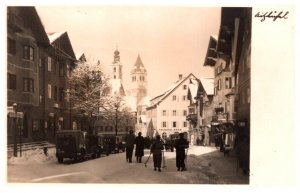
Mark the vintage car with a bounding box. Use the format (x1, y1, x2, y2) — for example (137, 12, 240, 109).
(55, 130, 102, 163)
(98, 134, 125, 155)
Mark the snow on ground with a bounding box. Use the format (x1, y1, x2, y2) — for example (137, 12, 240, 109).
(7, 145, 216, 166)
(6, 145, 249, 184)
(7, 148, 56, 165)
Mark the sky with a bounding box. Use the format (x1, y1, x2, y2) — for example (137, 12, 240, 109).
(35, 6, 221, 98)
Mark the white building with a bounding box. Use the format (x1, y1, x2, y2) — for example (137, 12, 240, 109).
(146, 74, 196, 139)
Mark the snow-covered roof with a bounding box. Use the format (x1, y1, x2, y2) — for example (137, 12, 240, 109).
(188, 78, 199, 103)
(76, 53, 84, 60)
(211, 35, 218, 41)
(200, 77, 214, 95)
(47, 31, 65, 43)
(149, 73, 196, 108)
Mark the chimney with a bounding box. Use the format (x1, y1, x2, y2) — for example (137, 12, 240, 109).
(179, 74, 183, 80)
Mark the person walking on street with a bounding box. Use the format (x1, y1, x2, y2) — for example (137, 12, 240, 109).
(134, 132, 145, 163)
(125, 130, 135, 163)
(150, 135, 164, 172)
(175, 133, 189, 171)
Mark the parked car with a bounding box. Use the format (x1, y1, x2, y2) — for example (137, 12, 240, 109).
(98, 135, 125, 155)
(55, 130, 102, 163)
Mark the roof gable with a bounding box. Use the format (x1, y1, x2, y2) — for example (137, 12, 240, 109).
(199, 77, 214, 96)
(47, 31, 76, 60)
(149, 73, 196, 107)
(14, 7, 50, 46)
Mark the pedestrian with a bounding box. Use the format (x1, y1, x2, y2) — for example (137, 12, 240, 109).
(174, 133, 189, 171)
(196, 137, 200, 146)
(134, 132, 145, 163)
(125, 130, 135, 163)
(203, 126, 210, 146)
(150, 135, 164, 172)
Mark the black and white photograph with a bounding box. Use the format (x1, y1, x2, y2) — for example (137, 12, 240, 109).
(2, 0, 299, 192)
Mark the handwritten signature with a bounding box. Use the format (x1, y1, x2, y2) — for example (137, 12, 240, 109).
(255, 11, 289, 22)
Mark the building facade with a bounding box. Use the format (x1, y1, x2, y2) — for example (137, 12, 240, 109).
(7, 7, 50, 144)
(43, 32, 76, 141)
(7, 7, 79, 145)
(146, 74, 195, 139)
(186, 77, 214, 145)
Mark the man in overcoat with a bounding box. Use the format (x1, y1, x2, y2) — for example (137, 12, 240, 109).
(125, 130, 135, 163)
(175, 133, 189, 171)
(134, 132, 144, 163)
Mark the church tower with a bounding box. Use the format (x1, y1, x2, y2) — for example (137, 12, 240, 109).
(130, 54, 148, 107)
(110, 49, 125, 96)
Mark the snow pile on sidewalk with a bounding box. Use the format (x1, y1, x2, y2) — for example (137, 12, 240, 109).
(7, 148, 56, 165)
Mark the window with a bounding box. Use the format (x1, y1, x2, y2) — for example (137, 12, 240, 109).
(8, 38, 16, 55)
(59, 87, 64, 101)
(67, 65, 70, 77)
(188, 107, 195, 114)
(53, 61, 57, 74)
(214, 87, 218, 95)
(140, 76, 144, 81)
(98, 126, 104, 132)
(54, 86, 58, 101)
(172, 122, 177, 128)
(183, 122, 187, 127)
(113, 67, 116, 72)
(183, 85, 187, 90)
(172, 110, 177, 116)
(217, 79, 222, 90)
(172, 95, 176, 101)
(183, 95, 186, 101)
(162, 122, 167, 127)
(114, 75, 116, 79)
(32, 120, 39, 132)
(247, 87, 251, 103)
(183, 110, 187, 116)
(48, 84, 52, 99)
(132, 76, 136, 81)
(23, 45, 34, 61)
(47, 57, 52, 71)
(59, 63, 64, 76)
(246, 46, 251, 69)
(23, 78, 34, 92)
(162, 110, 167, 116)
(225, 77, 232, 89)
(7, 73, 16, 90)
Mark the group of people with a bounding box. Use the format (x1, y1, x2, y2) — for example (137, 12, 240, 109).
(124, 130, 189, 172)
(124, 130, 144, 163)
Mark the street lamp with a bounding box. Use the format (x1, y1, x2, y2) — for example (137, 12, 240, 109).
(13, 103, 17, 157)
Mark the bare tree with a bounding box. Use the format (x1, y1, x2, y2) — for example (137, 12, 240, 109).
(105, 95, 135, 136)
(67, 60, 111, 134)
